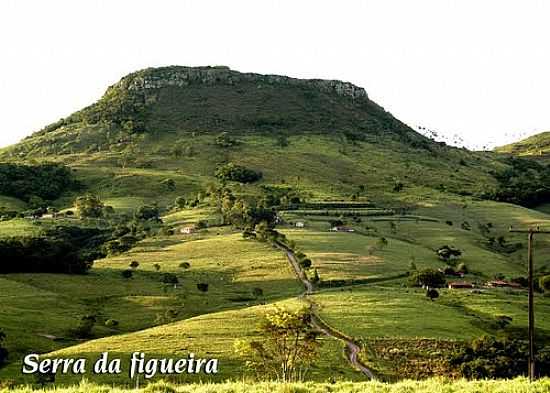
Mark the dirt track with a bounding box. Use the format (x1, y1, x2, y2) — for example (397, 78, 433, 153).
(281, 247, 375, 379)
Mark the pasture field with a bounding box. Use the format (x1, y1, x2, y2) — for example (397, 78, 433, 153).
(1, 299, 360, 385)
(0, 228, 302, 383)
(312, 286, 550, 341)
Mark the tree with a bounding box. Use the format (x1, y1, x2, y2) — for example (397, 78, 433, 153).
(129, 261, 139, 269)
(197, 283, 209, 292)
(175, 196, 186, 209)
(71, 315, 96, 338)
(215, 163, 262, 183)
(409, 269, 446, 288)
(74, 195, 104, 218)
(161, 178, 176, 191)
(0, 329, 8, 367)
(437, 245, 462, 262)
(179, 262, 191, 269)
(426, 288, 439, 301)
(311, 269, 320, 284)
(134, 205, 160, 221)
(234, 307, 321, 381)
(299, 258, 312, 269)
(121, 269, 133, 279)
(540, 275, 550, 293)
(376, 237, 388, 250)
(215, 132, 237, 147)
(451, 336, 550, 378)
(153, 263, 161, 271)
(252, 287, 264, 298)
(161, 273, 179, 285)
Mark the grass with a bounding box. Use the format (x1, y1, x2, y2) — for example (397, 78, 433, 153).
(1, 378, 549, 393)
(313, 286, 487, 340)
(280, 228, 437, 282)
(0, 229, 303, 383)
(2, 299, 360, 385)
(0, 195, 27, 211)
(0, 218, 40, 237)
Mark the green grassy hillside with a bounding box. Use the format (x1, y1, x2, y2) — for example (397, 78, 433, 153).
(495, 131, 550, 156)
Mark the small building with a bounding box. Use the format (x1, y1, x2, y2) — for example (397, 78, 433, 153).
(330, 226, 355, 233)
(295, 221, 305, 228)
(180, 226, 196, 234)
(448, 281, 474, 289)
(486, 280, 522, 289)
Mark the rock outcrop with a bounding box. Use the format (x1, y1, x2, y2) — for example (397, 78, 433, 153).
(120, 66, 368, 100)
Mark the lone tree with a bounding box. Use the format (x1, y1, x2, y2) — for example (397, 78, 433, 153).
(129, 261, 139, 269)
(409, 269, 446, 288)
(234, 307, 320, 382)
(437, 245, 462, 262)
(74, 195, 104, 218)
(426, 288, 439, 301)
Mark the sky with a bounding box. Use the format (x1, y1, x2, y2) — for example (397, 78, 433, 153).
(1, 0, 549, 150)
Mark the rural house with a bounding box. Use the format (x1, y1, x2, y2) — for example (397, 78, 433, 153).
(448, 281, 474, 289)
(180, 225, 196, 234)
(486, 280, 522, 289)
(330, 226, 355, 233)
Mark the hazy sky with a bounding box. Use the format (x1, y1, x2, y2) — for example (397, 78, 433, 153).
(1, 0, 549, 149)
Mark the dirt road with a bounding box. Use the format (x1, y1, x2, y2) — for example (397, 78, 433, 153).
(281, 246, 375, 379)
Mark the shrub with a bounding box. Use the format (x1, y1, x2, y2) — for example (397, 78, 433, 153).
(299, 258, 312, 269)
(426, 288, 439, 301)
(179, 262, 191, 269)
(104, 319, 119, 328)
(134, 205, 160, 221)
(161, 178, 176, 191)
(197, 283, 209, 292)
(252, 287, 264, 297)
(311, 269, 320, 284)
(161, 273, 179, 285)
(129, 260, 140, 269)
(215, 132, 237, 147)
(175, 196, 186, 208)
(215, 163, 262, 183)
(511, 276, 528, 287)
(540, 275, 550, 293)
(121, 269, 133, 279)
(153, 263, 161, 271)
(437, 245, 462, 261)
(71, 315, 96, 339)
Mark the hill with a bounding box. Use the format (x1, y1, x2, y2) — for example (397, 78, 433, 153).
(0, 65, 515, 212)
(495, 131, 550, 157)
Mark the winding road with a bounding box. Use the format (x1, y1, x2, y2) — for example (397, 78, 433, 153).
(281, 247, 375, 379)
